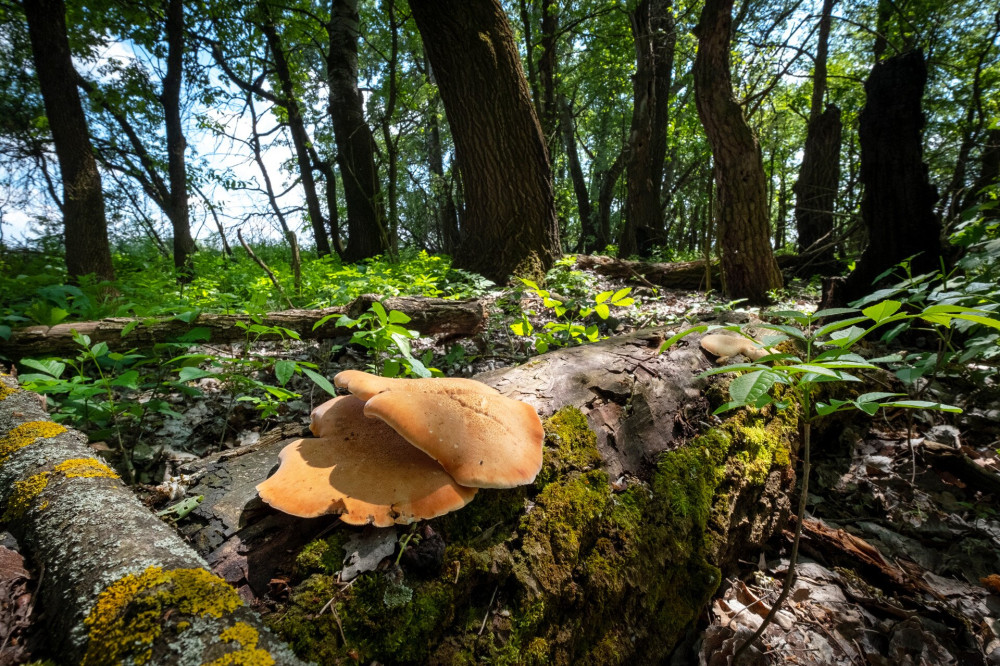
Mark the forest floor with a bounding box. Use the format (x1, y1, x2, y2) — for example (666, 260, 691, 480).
(2, 265, 1000, 665)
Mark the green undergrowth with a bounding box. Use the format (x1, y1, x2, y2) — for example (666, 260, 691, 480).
(267, 402, 798, 664)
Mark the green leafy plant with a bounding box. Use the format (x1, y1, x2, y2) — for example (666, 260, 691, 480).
(511, 279, 635, 354)
(316, 301, 438, 378)
(660, 298, 992, 659)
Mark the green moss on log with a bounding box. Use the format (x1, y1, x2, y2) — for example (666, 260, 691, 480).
(268, 404, 796, 664)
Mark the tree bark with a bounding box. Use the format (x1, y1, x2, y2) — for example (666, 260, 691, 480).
(840, 50, 944, 304)
(163, 0, 197, 278)
(410, 0, 560, 283)
(794, 0, 840, 263)
(328, 0, 390, 262)
(561, 97, 594, 253)
(23, 0, 115, 284)
(258, 2, 333, 258)
(620, 0, 674, 258)
(693, 0, 782, 303)
(0, 373, 305, 665)
(2, 295, 487, 360)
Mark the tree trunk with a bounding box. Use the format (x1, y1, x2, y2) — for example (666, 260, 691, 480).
(23, 0, 115, 284)
(410, 0, 560, 284)
(840, 50, 944, 303)
(594, 149, 626, 254)
(258, 2, 332, 257)
(2, 295, 487, 360)
(794, 105, 842, 259)
(620, 0, 674, 258)
(561, 97, 594, 253)
(693, 0, 782, 303)
(794, 0, 840, 263)
(425, 70, 460, 253)
(178, 328, 796, 663)
(0, 373, 305, 665)
(162, 0, 197, 279)
(961, 128, 1000, 219)
(328, 0, 390, 262)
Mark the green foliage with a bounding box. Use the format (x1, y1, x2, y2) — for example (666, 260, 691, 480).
(511, 278, 635, 354)
(316, 301, 438, 379)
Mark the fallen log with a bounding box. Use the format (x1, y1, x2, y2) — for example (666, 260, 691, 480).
(181, 327, 799, 663)
(1, 294, 487, 360)
(0, 372, 306, 665)
(574, 254, 844, 291)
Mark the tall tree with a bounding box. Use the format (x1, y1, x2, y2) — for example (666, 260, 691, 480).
(328, 0, 390, 262)
(841, 50, 944, 302)
(620, 0, 674, 258)
(162, 0, 196, 277)
(793, 0, 841, 263)
(22, 0, 115, 283)
(409, 0, 559, 283)
(693, 0, 782, 302)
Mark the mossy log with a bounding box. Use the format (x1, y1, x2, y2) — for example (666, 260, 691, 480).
(182, 327, 798, 664)
(1, 294, 487, 360)
(0, 373, 306, 665)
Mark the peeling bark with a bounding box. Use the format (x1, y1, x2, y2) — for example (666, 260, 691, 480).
(0, 373, 305, 665)
(2, 295, 487, 360)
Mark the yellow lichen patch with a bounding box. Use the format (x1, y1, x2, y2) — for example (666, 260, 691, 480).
(54, 458, 119, 479)
(2, 472, 50, 521)
(82, 566, 244, 666)
(0, 421, 67, 465)
(203, 622, 276, 666)
(0, 382, 16, 401)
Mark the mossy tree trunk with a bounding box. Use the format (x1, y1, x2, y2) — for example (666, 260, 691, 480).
(182, 328, 798, 664)
(0, 373, 305, 665)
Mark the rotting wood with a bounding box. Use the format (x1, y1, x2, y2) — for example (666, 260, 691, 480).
(574, 253, 842, 291)
(180, 326, 798, 664)
(0, 372, 306, 665)
(1, 294, 487, 360)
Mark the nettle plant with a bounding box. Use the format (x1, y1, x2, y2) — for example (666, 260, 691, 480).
(511, 279, 635, 353)
(316, 301, 437, 378)
(662, 298, 999, 656)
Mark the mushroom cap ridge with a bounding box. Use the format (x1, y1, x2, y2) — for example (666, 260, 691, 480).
(334, 369, 499, 403)
(362, 389, 544, 489)
(257, 396, 476, 526)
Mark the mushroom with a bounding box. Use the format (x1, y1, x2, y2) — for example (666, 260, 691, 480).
(334, 369, 500, 402)
(257, 395, 477, 526)
(700, 333, 767, 363)
(346, 373, 544, 489)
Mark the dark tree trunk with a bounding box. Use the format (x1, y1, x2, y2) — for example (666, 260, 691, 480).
(693, 0, 782, 303)
(410, 0, 559, 283)
(794, 105, 841, 259)
(258, 3, 332, 257)
(537, 0, 558, 154)
(328, 0, 390, 262)
(794, 0, 840, 262)
(561, 98, 594, 253)
(425, 72, 460, 253)
(620, 0, 673, 258)
(377, 0, 400, 253)
(840, 50, 944, 303)
(594, 150, 626, 253)
(163, 0, 196, 278)
(23, 0, 115, 283)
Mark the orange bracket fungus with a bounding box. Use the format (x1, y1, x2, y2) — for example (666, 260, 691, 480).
(259, 371, 544, 526)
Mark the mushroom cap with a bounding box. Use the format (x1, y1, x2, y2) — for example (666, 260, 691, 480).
(309, 397, 338, 438)
(700, 333, 767, 361)
(334, 369, 499, 402)
(363, 388, 544, 489)
(257, 396, 477, 526)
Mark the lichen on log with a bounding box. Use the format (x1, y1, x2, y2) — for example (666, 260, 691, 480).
(0, 372, 306, 665)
